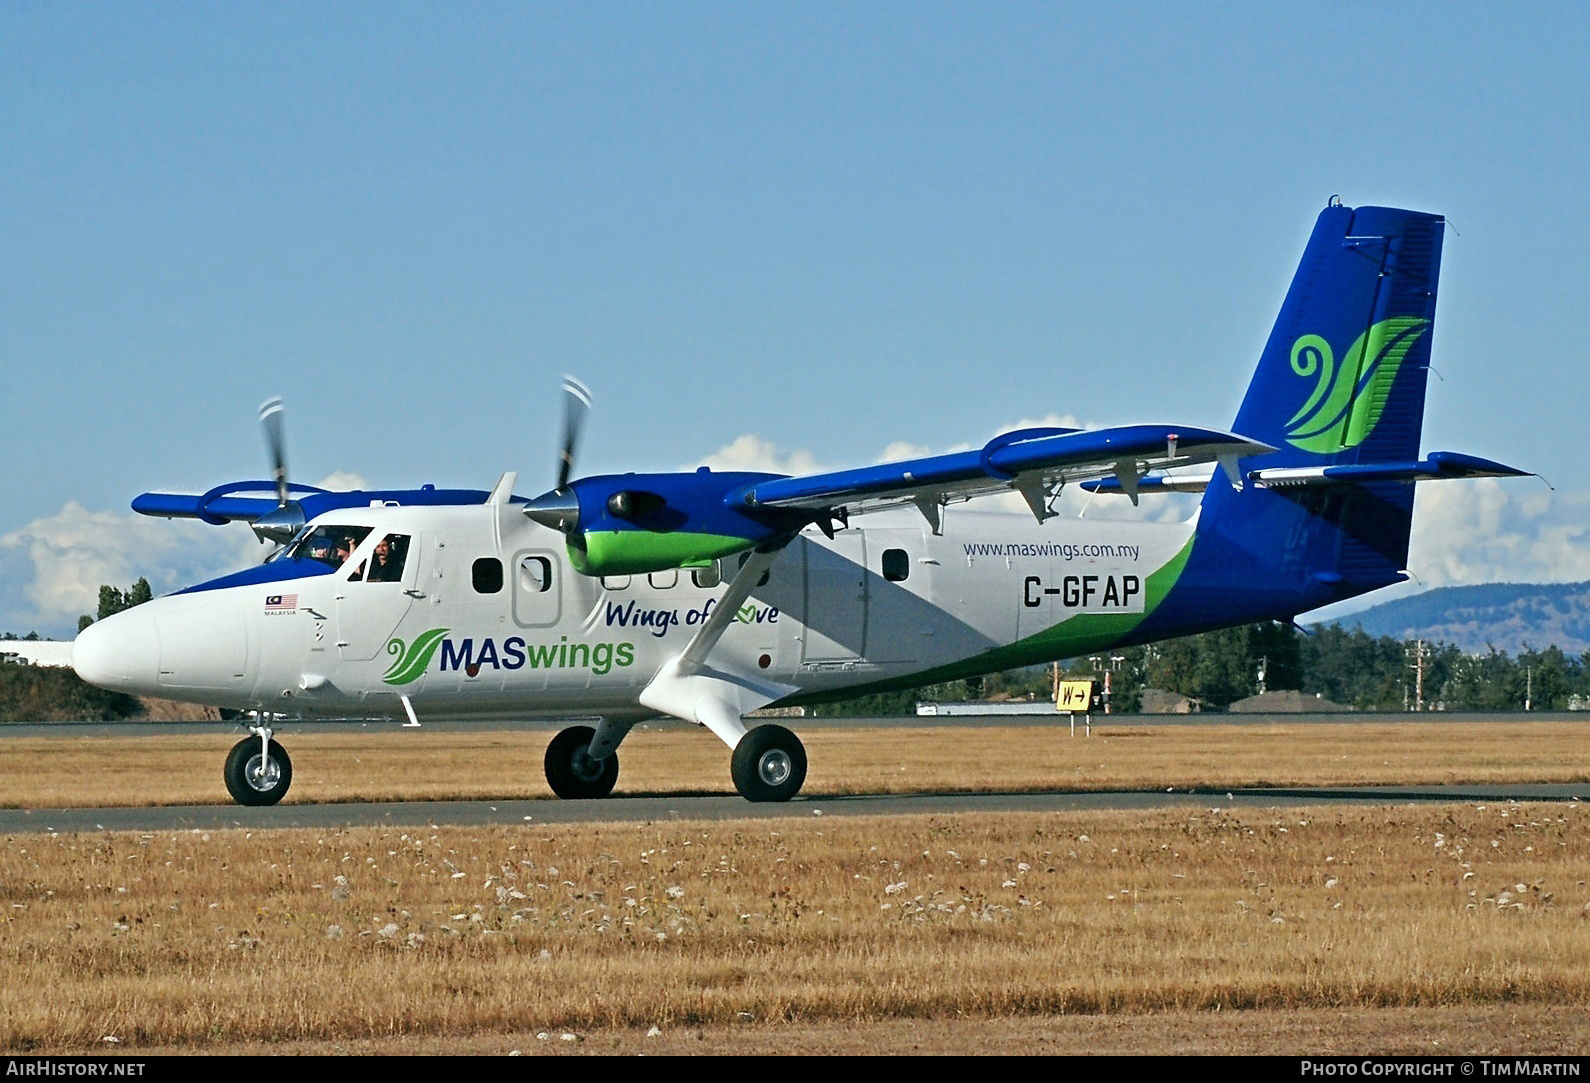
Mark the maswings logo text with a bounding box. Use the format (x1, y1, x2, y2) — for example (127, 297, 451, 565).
(382, 629, 634, 684)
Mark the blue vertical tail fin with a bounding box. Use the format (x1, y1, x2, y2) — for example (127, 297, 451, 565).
(1231, 201, 1444, 465)
(1189, 201, 1446, 617)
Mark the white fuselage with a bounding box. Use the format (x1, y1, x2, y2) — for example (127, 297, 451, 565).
(73, 502, 1194, 722)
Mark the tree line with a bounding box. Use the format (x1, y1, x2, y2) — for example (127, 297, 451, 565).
(1075, 623, 1589, 713)
(816, 622, 1590, 715)
(0, 578, 154, 721)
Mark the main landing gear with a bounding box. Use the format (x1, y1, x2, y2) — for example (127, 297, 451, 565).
(730, 724, 807, 803)
(224, 726, 293, 806)
(541, 720, 807, 803)
(543, 724, 620, 799)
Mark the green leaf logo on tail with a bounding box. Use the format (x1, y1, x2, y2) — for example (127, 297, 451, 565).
(382, 628, 449, 686)
(1284, 317, 1429, 453)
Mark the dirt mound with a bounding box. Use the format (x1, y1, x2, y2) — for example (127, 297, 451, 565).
(136, 697, 223, 721)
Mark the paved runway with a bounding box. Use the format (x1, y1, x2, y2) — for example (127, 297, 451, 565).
(1, 782, 1583, 835)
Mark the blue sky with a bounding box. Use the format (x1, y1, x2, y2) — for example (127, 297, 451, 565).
(3, 2, 1587, 637)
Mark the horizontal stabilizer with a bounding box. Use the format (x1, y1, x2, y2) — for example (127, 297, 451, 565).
(1249, 451, 1532, 488)
(1082, 451, 1531, 496)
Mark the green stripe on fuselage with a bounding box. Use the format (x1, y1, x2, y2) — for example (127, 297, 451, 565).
(782, 535, 1194, 705)
(571, 530, 756, 577)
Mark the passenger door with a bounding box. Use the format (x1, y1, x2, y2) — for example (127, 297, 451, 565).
(337, 532, 422, 661)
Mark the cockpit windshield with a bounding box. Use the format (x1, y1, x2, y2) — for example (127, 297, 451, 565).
(286, 525, 373, 569)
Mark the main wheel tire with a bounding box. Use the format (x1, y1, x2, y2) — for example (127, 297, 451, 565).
(224, 737, 293, 806)
(544, 725, 619, 799)
(731, 724, 807, 803)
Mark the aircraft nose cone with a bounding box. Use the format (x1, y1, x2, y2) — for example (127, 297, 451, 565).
(73, 607, 160, 692)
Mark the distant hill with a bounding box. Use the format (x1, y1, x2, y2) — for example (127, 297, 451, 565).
(1316, 581, 1590, 656)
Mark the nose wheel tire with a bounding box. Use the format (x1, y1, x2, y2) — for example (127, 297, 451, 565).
(224, 737, 293, 806)
(731, 724, 807, 803)
(544, 725, 619, 799)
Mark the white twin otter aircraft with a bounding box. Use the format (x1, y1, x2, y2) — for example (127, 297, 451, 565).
(73, 201, 1529, 806)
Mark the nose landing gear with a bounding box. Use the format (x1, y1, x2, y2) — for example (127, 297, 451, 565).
(224, 727, 293, 806)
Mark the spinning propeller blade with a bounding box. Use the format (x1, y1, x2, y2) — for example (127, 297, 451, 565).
(253, 397, 304, 544)
(557, 375, 592, 491)
(525, 376, 591, 533)
(260, 397, 290, 508)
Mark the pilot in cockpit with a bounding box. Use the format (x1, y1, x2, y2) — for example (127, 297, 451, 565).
(366, 536, 401, 582)
(307, 535, 335, 564)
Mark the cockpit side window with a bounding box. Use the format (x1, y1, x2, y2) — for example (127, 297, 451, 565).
(291, 526, 373, 569)
(364, 534, 410, 583)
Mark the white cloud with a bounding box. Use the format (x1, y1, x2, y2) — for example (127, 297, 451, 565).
(998, 413, 1090, 434)
(1306, 478, 1584, 625)
(312, 471, 372, 492)
(0, 503, 259, 638)
(692, 435, 830, 476)
(0, 468, 460, 637)
(876, 440, 938, 463)
(1408, 478, 1590, 587)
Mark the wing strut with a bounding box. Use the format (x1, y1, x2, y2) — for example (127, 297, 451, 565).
(638, 545, 799, 749)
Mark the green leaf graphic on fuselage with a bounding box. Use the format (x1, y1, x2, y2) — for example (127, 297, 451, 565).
(1284, 318, 1428, 454)
(382, 628, 450, 686)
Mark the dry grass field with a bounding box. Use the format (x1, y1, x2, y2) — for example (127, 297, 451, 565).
(1, 719, 1587, 1055)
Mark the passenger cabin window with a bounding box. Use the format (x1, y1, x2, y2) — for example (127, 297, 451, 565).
(691, 562, 722, 589)
(649, 569, 678, 589)
(882, 548, 910, 582)
(361, 534, 410, 583)
(602, 575, 631, 591)
(473, 557, 504, 594)
(291, 525, 373, 570)
(519, 555, 552, 593)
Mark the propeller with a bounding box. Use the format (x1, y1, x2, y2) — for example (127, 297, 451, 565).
(557, 375, 592, 490)
(524, 376, 592, 534)
(261, 396, 290, 507)
(251, 397, 307, 545)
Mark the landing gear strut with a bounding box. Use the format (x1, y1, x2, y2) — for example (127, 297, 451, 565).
(224, 727, 293, 806)
(731, 724, 807, 803)
(544, 724, 620, 799)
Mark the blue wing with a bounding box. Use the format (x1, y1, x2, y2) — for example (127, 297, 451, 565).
(739, 423, 1274, 525)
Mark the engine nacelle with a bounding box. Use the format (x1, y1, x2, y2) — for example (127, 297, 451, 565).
(523, 468, 808, 577)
